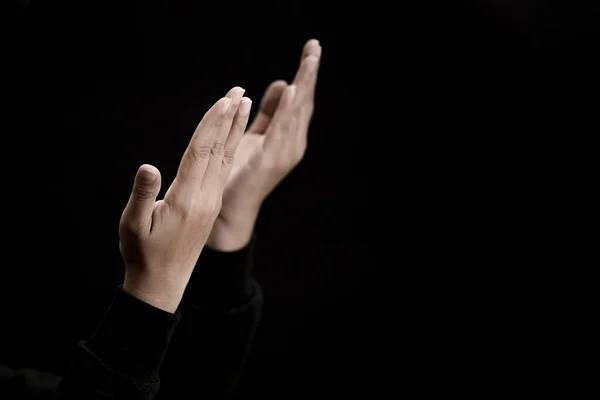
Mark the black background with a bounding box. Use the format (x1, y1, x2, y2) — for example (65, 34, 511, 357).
(2, 0, 598, 397)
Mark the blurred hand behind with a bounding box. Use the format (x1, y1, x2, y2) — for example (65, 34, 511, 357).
(207, 39, 322, 251)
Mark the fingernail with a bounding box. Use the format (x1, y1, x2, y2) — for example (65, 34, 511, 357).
(239, 99, 252, 116)
(221, 98, 231, 114)
(308, 39, 321, 58)
(288, 85, 296, 104)
(308, 39, 319, 48)
(140, 169, 156, 183)
(314, 46, 322, 58)
(233, 87, 245, 105)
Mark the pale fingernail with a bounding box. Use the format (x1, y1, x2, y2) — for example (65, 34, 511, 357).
(221, 98, 231, 114)
(306, 39, 321, 58)
(233, 87, 245, 105)
(239, 99, 252, 116)
(307, 39, 320, 49)
(313, 44, 322, 58)
(288, 85, 296, 104)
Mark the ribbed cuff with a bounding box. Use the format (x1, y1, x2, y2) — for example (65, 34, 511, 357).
(84, 285, 181, 381)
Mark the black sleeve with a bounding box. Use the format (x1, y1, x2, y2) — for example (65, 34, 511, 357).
(156, 231, 263, 400)
(55, 285, 181, 400)
(0, 364, 61, 399)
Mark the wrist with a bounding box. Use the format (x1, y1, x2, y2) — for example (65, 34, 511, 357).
(123, 272, 186, 313)
(206, 222, 254, 252)
(206, 208, 259, 252)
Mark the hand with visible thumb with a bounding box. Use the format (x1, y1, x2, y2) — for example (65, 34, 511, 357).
(119, 87, 252, 313)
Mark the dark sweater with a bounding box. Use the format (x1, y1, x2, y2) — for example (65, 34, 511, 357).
(0, 234, 262, 399)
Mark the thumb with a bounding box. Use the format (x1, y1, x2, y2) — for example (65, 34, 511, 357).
(121, 164, 161, 233)
(260, 80, 288, 116)
(247, 80, 287, 134)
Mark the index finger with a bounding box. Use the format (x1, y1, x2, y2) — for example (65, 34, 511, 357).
(292, 40, 321, 102)
(168, 97, 230, 206)
(300, 39, 322, 62)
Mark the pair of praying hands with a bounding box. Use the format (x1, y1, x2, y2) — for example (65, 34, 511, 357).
(118, 39, 322, 312)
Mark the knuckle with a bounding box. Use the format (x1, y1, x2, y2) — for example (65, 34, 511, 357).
(210, 141, 225, 158)
(187, 146, 211, 163)
(222, 150, 235, 165)
(169, 195, 196, 220)
(171, 194, 221, 221)
(173, 202, 192, 220)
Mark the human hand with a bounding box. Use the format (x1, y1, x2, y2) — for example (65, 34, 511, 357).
(119, 87, 252, 312)
(206, 39, 322, 251)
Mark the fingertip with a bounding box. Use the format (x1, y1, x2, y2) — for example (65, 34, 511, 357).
(270, 79, 288, 88)
(226, 86, 245, 98)
(228, 87, 245, 106)
(139, 164, 159, 173)
(239, 97, 252, 116)
(306, 38, 320, 48)
(138, 164, 160, 182)
(264, 80, 288, 100)
(305, 39, 322, 58)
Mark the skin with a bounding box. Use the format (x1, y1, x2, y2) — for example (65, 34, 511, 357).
(206, 39, 322, 251)
(118, 38, 322, 312)
(119, 87, 252, 313)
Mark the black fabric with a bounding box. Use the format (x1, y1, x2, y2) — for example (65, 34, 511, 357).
(1, 234, 261, 400)
(185, 230, 257, 311)
(0, 365, 61, 400)
(53, 285, 182, 399)
(86, 285, 182, 380)
(156, 233, 262, 399)
(158, 279, 262, 400)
